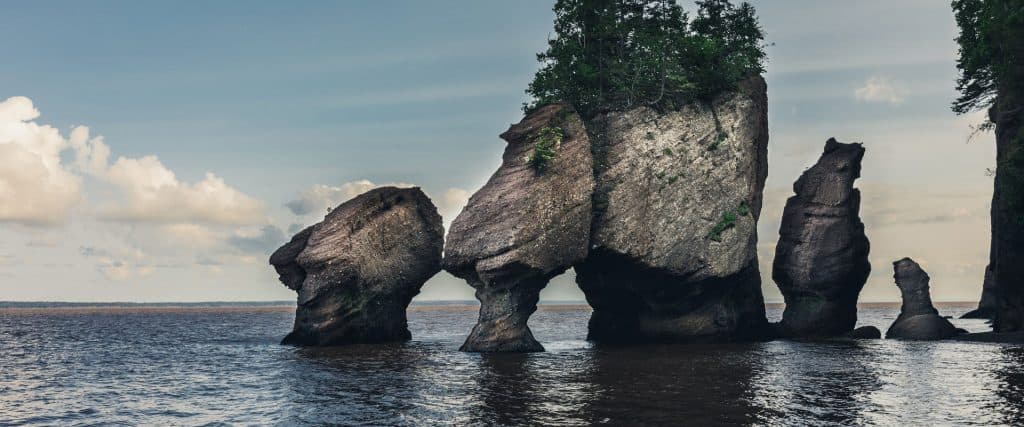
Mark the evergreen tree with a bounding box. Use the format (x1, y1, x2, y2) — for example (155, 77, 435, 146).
(952, 0, 1024, 115)
(526, 0, 766, 117)
(952, 0, 1024, 331)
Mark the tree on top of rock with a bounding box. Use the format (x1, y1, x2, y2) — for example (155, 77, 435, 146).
(952, 0, 1024, 116)
(525, 0, 767, 117)
(952, 0, 1024, 332)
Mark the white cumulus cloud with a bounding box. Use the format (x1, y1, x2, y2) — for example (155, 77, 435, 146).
(0, 96, 83, 225)
(98, 155, 265, 225)
(855, 77, 907, 104)
(0, 96, 265, 227)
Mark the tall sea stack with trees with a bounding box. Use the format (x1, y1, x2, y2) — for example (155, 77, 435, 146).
(953, 0, 1024, 331)
(444, 0, 772, 351)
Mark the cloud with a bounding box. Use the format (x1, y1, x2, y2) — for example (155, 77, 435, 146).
(854, 77, 907, 104)
(0, 96, 265, 227)
(98, 155, 265, 225)
(79, 245, 152, 281)
(0, 96, 83, 225)
(0, 96, 275, 284)
(79, 246, 113, 258)
(285, 180, 414, 215)
(228, 225, 287, 254)
(858, 185, 989, 227)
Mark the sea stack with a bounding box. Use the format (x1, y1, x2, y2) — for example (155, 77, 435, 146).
(961, 265, 997, 319)
(270, 187, 444, 346)
(576, 76, 771, 344)
(986, 96, 1024, 332)
(443, 103, 594, 352)
(772, 138, 871, 338)
(886, 258, 960, 340)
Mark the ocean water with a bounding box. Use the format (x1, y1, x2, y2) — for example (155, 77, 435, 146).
(0, 302, 1020, 426)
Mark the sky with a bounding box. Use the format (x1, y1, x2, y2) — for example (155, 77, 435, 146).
(0, 1, 994, 303)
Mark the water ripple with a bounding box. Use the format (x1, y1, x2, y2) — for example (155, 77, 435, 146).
(0, 304, 1021, 425)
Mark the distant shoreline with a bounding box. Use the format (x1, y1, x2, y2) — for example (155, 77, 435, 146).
(0, 300, 977, 309)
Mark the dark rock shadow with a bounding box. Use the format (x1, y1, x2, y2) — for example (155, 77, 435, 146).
(575, 343, 765, 425)
(469, 353, 540, 425)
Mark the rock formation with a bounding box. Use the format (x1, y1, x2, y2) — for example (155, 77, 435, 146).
(987, 96, 1024, 331)
(443, 103, 594, 352)
(772, 138, 871, 338)
(576, 76, 770, 344)
(886, 258, 960, 340)
(271, 187, 444, 346)
(847, 326, 881, 339)
(961, 265, 997, 319)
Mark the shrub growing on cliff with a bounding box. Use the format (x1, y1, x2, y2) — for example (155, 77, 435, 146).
(525, 0, 766, 118)
(708, 211, 737, 242)
(529, 126, 565, 172)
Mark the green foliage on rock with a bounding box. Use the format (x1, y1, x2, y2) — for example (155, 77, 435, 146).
(708, 201, 751, 242)
(525, 0, 767, 118)
(953, 0, 1024, 220)
(737, 200, 750, 216)
(708, 211, 738, 242)
(952, 0, 1024, 115)
(529, 126, 565, 172)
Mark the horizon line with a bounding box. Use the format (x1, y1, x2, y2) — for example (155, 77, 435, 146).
(0, 299, 979, 307)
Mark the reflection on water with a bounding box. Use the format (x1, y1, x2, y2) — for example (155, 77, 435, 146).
(1, 304, 1022, 425)
(752, 340, 884, 424)
(995, 346, 1024, 425)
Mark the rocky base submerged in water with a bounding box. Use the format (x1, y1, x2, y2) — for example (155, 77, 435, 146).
(886, 258, 961, 341)
(772, 138, 871, 338)
(442, 103, 594, 352)
(445, 77, 772, 351)
(270, 187, 444, 346)
(578, 76, 770, 344)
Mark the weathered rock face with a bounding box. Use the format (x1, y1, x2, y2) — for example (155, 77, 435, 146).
(988, 97, 1024, 332)
(772, 138, 871, 338)
(847, 326, 882, 339)
(886, 258, 960, 340)
(270, 187, 444, 346)
(443, 103, 594, 352)
(576, 76, 770, 343)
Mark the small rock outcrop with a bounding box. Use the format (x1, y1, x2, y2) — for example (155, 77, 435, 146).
(443, 104, 593, 352)
(846, 326, 882, 339)
(772, 138, 871, 338)
(886, 258, 960, 340)
(271, 187, 444, 346)
(576, 76, 770, 343)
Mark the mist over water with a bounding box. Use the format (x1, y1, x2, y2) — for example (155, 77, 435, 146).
(1, 303, 1021, 425)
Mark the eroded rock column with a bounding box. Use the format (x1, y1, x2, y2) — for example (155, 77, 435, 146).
(270, 187, 444, 346)
(772, 138, 871, 338)
(886, 258, 960, 340)
(443, 104, 594, 352)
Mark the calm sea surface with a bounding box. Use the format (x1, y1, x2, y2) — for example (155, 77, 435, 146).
(0, 302, 1020, 426)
